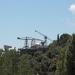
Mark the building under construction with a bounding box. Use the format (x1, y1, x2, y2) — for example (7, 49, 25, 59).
(17, 30, 52, 55)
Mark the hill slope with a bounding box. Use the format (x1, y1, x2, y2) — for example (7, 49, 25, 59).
(0, 33, 75, 75)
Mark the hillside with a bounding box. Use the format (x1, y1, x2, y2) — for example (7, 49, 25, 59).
(0, 33, 75, 75)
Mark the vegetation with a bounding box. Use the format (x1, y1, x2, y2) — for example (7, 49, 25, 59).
(0, 33, 75, 75)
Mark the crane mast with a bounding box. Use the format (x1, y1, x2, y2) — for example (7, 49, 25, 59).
(17, 36, 30, 49)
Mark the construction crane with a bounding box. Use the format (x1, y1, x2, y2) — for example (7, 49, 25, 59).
(17, 36, 43, 49)
(35, 30, 52, 46)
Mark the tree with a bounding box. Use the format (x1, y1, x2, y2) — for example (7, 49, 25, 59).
(1, 49, 19, 75)
(17, 54, 34, 75)
(67, 34, 75, 75)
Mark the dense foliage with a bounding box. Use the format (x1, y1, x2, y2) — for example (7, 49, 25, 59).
(0, 33, 75, 75)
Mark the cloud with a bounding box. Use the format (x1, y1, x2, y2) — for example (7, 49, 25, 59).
(69, 4, 75, 14)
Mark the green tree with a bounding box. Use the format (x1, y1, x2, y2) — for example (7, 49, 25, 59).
(67, 34, 75, 75)
(17, 54, 34, 75)
(1, 49, 18, 75)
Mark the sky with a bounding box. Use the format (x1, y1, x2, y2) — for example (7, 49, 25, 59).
(0, 0, 75, 48)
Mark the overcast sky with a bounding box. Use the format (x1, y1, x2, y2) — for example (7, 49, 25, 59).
(0, 0, 75, 48)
